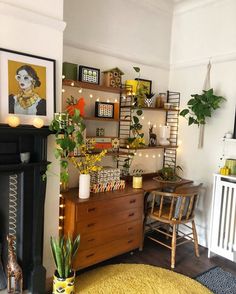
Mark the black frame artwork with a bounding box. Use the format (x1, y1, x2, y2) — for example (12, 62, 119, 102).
(0, 48, 56, 126)
(135, 78, 152, 95)
(78, 65, 100, 85)
(95, 101, 114, 118)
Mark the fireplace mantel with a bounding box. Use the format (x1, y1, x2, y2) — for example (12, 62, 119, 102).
(0, 124, 52, 293)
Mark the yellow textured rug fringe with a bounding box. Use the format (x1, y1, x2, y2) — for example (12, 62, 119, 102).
(75, 264, 212, 293)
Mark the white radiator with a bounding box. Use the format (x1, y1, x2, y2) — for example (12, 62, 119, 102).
(208, 174, 236, 262)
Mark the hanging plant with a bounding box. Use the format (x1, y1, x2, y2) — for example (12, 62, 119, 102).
(180, 88, 226, 126)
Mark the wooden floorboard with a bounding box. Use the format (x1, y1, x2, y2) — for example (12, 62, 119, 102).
(79, 237, 236, 278)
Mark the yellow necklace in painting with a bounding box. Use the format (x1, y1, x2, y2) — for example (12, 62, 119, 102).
(16, 88, 40, 109)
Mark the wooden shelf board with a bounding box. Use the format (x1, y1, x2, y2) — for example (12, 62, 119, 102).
(86, 136, 118, 139)
(63, 79, 122, 94)
(71, 151, 128, 157)
(84, 116, 119, 122)
(120, 106, 179, 112)
(120, 145, 178, 150)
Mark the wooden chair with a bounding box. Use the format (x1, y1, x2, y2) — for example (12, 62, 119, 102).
(146, 184, 202, 269)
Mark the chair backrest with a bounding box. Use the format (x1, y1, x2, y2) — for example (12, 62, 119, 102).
(150, 184, 203, 223)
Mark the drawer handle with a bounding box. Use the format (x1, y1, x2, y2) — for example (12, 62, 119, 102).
(128, 240, 133, 244)
(128, 213, 135, 217)
(86, 253, 95, 258)
(87, 223, 95, 227)
(87, 238, 95, 242)
(130, 199, 136, 204)
(88, 207, 96, 212)
(128, 227, 133, 231)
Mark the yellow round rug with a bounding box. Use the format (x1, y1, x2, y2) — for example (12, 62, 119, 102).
(75, 264, 211, 294)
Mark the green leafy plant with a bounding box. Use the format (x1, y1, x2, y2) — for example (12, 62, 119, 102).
(180, 88, 226, 126)
(123, 108, 145, 174)
(50, 234, 80, 278)
(133, 67, 148, 107)
(156, 164, 183, 182)
(49, 109, 86, 184)
(132, 169, 144, 177)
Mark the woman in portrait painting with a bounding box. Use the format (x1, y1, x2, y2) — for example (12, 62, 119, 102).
(9, 65, 46, 115)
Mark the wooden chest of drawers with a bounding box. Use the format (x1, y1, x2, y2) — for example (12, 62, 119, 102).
(63, 187, 144, 270)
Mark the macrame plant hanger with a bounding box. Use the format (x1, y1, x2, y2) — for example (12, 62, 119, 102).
(198, 60, 212, 149)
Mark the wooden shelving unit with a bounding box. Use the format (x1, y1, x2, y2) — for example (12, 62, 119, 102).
(120, 145, 178, 150)
(120, 106, 180, 112)
(63, 79, 125, 94)
(71, 151, 128, 157)
(84, 116, 119, 122)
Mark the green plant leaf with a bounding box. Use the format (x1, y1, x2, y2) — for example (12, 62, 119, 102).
(133, 67, 140, 73)
(179, 109, 189, 117)
(133, 116, 139, 124)
(188, 117, 195, 125)
(136, 109, 143, 116)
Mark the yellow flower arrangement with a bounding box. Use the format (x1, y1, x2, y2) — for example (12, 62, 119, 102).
(128, 137, 145, 149)
(69, 144, 107, 174)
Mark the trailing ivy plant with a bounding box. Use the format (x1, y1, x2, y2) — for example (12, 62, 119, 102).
(123, 108, 145, 174)
(180, 88, 226, 126)
(49, 109, 86, 184)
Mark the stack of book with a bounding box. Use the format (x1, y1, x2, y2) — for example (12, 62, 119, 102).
(90, 167, 125, 193)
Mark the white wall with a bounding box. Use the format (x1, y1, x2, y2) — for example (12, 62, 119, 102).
(0, 0, 65, 277)
(170, 0, 236, 246)
(64, 0, 173, 69)
(63, 0, 174, 185)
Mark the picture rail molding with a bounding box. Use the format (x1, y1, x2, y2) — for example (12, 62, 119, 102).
(0, 2, 66, 32)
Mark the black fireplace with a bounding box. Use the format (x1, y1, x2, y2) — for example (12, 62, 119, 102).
(0, 124, 51, 293)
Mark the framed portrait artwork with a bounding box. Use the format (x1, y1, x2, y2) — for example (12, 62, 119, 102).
(135, 78, 152, 95)
(0, 48, 56, 126)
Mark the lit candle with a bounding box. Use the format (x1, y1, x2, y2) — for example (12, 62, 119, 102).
(7, 115, 20, 127)
(33, 118, 44, 128)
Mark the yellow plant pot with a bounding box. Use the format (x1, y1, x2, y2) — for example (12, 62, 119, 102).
(53, 271, 75, 294)
(133, 176, 143, 189)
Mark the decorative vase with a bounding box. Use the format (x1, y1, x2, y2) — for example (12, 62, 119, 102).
(79, 174, 90, 199)
(132, 176, 143, 189)
(53, 271, 75, 294)
(159, 125, 171, 146)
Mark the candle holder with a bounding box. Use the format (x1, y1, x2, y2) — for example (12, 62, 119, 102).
(159, 125, 171, 146)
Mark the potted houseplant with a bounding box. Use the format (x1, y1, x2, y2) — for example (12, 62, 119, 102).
(70, 144, 107, 199)
(49, 109, 86, 191)
(50, 234, 80, 294)
(180, 88, 226, 126)
(155, 164, 183, 183)
(132, 169, 144, 189)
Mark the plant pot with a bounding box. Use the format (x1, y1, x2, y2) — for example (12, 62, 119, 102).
(132, 176, 143, 189)
(79, 174, 90, 199)
(53, 271, 75, 294)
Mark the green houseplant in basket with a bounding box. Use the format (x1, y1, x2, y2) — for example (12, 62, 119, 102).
(51, 234, 80, 293)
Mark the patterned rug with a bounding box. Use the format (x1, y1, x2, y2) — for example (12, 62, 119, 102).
(196, 266, 236, 294)
(76, 263, 211, 293)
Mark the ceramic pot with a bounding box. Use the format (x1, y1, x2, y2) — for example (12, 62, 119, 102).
(53, 271, 75, 294)
(132, 176, 143, 189)
(79, 174, 90, 199)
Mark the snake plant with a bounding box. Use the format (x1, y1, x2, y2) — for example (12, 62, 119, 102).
(50, 235, 80, 278)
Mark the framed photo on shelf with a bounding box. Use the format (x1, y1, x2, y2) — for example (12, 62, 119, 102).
(0, 48, 56, 126)
(78, 65, 100, 85)
(95, 102, 114, 118)
(135, 78, 152, 95)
